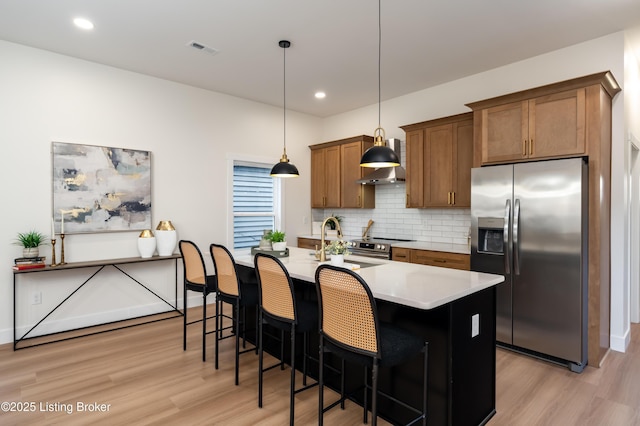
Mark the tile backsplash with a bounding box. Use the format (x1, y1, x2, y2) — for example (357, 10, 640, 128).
(312, 183, 471, 245)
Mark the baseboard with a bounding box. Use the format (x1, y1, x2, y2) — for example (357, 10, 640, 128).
(610, 328, 631, 353)
(1, 293, 212, 346)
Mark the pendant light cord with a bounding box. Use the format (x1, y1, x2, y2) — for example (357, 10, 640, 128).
(283, 42, 287, 155)
(378, 0, 382, 129)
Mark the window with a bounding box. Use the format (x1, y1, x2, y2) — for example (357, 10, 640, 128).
(232, 162, 281, 249)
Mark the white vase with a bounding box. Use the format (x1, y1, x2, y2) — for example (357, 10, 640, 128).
(137, 230, 156, 258)
(272, 242, 287, 251)
(155, 220, 177, 256)
(330, 254, 344, 266)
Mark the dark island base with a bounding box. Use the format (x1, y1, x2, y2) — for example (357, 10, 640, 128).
(236, 265, 496, 426)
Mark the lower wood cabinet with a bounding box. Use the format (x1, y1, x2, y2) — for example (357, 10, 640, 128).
(392, 247, 470, 271)
(298, 237, 330, 250)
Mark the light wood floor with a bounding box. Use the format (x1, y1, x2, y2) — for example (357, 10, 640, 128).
(1, 307, 639, 425)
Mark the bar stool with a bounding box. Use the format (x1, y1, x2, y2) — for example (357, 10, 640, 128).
(254, 252, 318, 426)
(178, 240, 218, 362)
(315, 264, 428, 426)
(210, 243, 259, 385)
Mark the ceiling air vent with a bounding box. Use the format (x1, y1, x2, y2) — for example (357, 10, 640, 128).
(186, 40, 219, 56)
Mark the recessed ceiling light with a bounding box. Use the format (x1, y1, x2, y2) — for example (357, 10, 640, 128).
(73, 17, 94, 30)
(315, 92, 326, 99)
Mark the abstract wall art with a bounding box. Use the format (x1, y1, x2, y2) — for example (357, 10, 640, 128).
(52, 142, 152, 234)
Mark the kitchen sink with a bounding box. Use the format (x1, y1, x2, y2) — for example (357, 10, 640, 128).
(343, 261, 381, 269)
(308, 252, 383, 268)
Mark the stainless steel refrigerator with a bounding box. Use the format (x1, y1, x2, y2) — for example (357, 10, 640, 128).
(470, 158, 588, 372)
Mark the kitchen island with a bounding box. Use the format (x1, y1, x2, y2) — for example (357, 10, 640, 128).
(233, 247, 504, 426)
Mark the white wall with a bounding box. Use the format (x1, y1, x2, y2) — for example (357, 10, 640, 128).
(1, 31, 633, 352)
(624, 35, 640, 330)
(0, 40, 321, 343)
(320, 32, 629, 352)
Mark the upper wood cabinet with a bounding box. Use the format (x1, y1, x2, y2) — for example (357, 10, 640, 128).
(401, 113, 473, 208)
(311, 145, 341, 208)
(310, 135, 375, 209)
(474, 88, 586, 164)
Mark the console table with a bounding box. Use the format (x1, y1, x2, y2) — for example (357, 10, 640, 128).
(13, 254, 182, 350)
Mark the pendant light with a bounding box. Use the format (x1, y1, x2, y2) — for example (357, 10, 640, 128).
(360, 0, 400, 168)
(270, 40, 300, 178)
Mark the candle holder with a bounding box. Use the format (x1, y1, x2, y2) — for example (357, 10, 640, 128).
(59, 233, 67, 265)
(50, 238, 58, 267)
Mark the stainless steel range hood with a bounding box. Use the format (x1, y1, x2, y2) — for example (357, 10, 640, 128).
(356, 138, 406, 185)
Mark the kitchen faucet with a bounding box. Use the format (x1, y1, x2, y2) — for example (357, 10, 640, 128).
(319, 216, 343, 262)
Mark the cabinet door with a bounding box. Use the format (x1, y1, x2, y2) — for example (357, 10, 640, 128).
(410, 249, 470, 270)
(405, 130, 424, 207)
(310, 149, 326, 208)
(392, 247, 410, 262)
(480, 101, 528, 164)
(311, 146, 341, 208)
(341, 141, 375, 208)
(425, 124, 454, 207)
(529, 88, 586, 159)
(297, 237, 322, 250)
(324, 146, 341, 208)
(452, 119, 473, 207)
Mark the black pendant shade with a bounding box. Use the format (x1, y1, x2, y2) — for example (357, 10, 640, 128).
(360, 143, 400, 168)
(270, 153, 299, 177)
(360, 126, 400, 167)
(271, 40, 299, 178)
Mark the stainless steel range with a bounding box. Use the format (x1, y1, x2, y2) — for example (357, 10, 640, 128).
(348, 237, 413, 260)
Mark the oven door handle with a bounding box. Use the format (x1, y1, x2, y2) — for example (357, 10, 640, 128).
(350, 250, 391, 260)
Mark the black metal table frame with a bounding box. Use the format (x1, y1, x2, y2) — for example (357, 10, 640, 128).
(13, 254, 182, 350)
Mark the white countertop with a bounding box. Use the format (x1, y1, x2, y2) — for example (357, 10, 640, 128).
(234, 247, 503, 311)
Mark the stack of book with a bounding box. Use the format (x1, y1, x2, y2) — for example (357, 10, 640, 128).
(13, 256, 46, 271)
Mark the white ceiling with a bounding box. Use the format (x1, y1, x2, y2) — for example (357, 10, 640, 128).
(1, 0, 639, 117)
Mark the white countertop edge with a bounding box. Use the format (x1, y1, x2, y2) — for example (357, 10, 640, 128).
(233, 247, 503, 311)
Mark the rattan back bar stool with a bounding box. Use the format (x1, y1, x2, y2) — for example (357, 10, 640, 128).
(178, 240, 218, 362)
(210, 243, 259, 385)
(315, 264, 428, 426)
(254, 253, 318, 426)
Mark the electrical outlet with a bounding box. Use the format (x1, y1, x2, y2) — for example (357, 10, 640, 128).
(471, 314, 479, 337)
(32, 291, 42, 305)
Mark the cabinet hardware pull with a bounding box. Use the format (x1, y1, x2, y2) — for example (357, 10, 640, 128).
(529, 139, 533, 155)
(434, 259, 446, 263)
(448, 192, 451, 204)
(452, 192, 455, 205)
(523, 140, 527, 157)
(358, 195, 361, 207)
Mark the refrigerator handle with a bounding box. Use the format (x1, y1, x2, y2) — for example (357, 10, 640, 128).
(504, 199, 511, 274)
(513, 198, 521, 275)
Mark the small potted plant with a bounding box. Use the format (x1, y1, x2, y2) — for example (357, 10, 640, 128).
(267, 230, 287, 251)
(326, 239, 350, 266)
(14, 230, 49, 258)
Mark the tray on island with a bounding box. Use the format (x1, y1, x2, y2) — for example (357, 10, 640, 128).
(250, 247, 289, 258)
